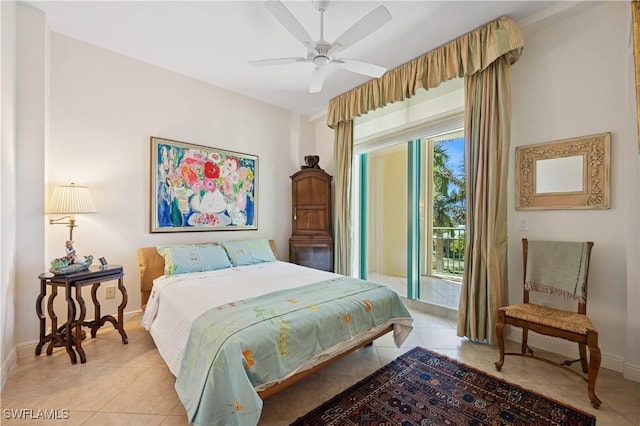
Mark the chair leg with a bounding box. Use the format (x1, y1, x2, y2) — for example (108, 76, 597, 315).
(495, 312, 505, 371)
(578, 342, 588, 373)
(521, 327, 530, 354)
(587, 334, 602, 409)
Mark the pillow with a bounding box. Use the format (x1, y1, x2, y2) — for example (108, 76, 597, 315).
(156, 243, 232, 276)
(220, 238, 276, 266)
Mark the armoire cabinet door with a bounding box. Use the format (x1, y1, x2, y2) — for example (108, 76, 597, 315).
(291, 169, 332, 236)
(289, 168, 334, 272)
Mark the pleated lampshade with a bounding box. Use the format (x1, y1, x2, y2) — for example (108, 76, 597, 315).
(47, 183, 97, 214)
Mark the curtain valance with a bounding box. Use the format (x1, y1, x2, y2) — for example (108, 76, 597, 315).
(327, 15, 524, 128)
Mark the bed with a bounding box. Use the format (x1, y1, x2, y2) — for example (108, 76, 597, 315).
(138, 239, 413, 426)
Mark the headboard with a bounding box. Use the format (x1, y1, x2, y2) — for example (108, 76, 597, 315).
(137, 240, 278, 309)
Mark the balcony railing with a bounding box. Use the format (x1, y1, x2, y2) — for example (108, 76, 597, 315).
(431, 226, 465, 278)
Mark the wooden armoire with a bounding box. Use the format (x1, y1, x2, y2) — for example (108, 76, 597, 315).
(289, 168, 333, 272)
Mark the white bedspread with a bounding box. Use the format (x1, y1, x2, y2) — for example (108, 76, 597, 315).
(141, 261, 349, 376)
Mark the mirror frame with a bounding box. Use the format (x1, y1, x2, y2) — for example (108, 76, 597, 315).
(516, 132, 610, 210)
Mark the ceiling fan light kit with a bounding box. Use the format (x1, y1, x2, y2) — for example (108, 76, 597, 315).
(250, 0, 392, 93)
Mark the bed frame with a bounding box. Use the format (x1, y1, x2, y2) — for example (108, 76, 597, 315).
(136, 240, 393, 400)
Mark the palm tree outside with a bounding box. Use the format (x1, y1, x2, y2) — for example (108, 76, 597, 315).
(431, 139, 465, 276)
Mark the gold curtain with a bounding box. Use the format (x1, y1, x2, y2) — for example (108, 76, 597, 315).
(326, 15, 523, 342)
(457, 57, 512, 343)
(333, 120, 353, 275)
(327, 16, 523, 127)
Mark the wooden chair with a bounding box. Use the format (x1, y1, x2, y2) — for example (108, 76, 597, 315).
(495, 238, 601, 408)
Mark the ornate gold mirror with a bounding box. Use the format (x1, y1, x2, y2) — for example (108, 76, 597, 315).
(516, 133, 610, 210)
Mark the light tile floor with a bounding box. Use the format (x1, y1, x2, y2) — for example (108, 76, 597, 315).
(1, 307, 638, 425)
(367, 272, 462, 311)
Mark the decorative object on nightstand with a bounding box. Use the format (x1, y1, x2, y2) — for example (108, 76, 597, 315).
(289, 156, 333, 272)
(46, 183, 97, 274)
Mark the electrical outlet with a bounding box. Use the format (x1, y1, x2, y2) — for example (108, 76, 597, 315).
(105, 286, 116, 299)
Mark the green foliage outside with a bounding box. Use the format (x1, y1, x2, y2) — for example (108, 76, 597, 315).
(431, 140, 465, 277)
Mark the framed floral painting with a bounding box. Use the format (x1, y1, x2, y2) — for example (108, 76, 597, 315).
(150, 137, 258, 232)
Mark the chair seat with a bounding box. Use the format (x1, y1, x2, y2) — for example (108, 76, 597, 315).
(500, 303, 597, 335)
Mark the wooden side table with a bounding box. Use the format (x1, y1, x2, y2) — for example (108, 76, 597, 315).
(35, 265, 128, 364)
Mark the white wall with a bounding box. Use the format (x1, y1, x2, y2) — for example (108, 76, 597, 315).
(12, 1, 49, 370)
(510, 1, 637, 378)
(0, 1, 18, 389)
(312, 118, 334, 176)
(626, 21, 640, 382)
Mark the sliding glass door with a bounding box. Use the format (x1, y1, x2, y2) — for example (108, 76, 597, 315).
(361, 143, 409, 298)
(420, 133, 465, 308)
(357, 130, 464, 309)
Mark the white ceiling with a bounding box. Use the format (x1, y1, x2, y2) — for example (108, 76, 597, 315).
(29, 1, 565, 117)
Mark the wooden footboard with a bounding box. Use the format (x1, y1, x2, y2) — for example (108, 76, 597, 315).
(257, 324, 394, 399)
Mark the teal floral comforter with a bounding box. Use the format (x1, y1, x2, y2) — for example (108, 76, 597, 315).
(175, 276, 413, 426)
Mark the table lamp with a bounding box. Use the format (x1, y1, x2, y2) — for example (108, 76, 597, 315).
(47, 183, 97, 241)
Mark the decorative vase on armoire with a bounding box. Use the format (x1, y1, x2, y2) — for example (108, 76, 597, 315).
(289, 156, 333, 272)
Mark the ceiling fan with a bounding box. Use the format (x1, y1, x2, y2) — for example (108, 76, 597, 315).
(250, 0, 392, 93)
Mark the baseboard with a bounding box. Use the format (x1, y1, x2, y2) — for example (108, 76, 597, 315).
(507, 328, 625, 374)
(623, 362, 640, 382)
(124, 309, 143, 322)
(16, 309, 143, 361)
(1, 346, 17, 391)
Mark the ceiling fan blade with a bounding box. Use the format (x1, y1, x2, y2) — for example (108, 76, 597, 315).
(309, 66, 327, 93)
(335, 58, 386, 78)
(328, 6, 391, 55)
(265, 0, 315, 50)
(249, 57, 309, 67)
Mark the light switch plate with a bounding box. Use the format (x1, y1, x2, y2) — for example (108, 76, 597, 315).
(517, 218, 528, 231)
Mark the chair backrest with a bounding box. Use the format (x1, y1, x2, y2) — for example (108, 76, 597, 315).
(522, 238, 594, 314)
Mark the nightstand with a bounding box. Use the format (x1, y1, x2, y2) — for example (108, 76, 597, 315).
(35, 265, 128, 364)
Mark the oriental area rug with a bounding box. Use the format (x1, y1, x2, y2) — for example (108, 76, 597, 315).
(291, 347, 596, 426)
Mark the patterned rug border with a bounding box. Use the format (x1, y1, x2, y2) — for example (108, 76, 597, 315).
(415, 346, 597, 420)
(292, 346, 596, 425)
